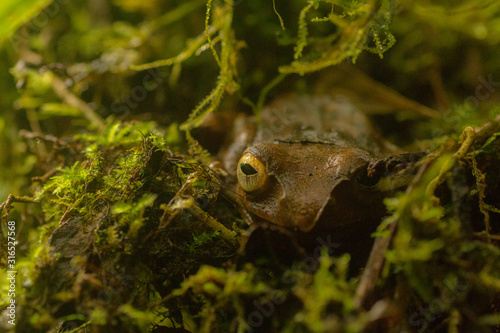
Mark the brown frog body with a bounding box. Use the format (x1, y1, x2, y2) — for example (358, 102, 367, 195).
(223, 94, 402, 241)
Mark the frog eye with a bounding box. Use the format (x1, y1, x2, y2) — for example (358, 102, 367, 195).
(237, 152, 267, 192)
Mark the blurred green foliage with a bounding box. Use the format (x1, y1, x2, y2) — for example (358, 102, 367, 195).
(0, 0, 53, 41)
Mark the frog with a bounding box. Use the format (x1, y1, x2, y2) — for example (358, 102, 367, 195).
(193, 65, 434, 246)
(220, 92, 415, 244)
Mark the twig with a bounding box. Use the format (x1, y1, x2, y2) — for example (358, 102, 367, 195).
(31, 167, 59, 183)
(189, 204, 238, 246)
(354, 162, 430, 309)
(353, 219, 397, 309)
(50, 73, 104, 130)
(131, 24, 221, 71)
(474, 233, 500, 241)
(19, 129, 59, 143)
(1, 194, 39, 220)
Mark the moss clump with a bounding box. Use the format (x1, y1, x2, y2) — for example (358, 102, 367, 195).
(2, 120, 239, 332)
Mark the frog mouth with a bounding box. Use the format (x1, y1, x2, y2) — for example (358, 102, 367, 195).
(243, 175, 385, 235)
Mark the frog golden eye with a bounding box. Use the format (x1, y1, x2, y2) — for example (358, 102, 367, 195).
(237, 153, 267, 192)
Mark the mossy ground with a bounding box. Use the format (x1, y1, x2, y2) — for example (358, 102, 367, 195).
(1, 1, 500, 332)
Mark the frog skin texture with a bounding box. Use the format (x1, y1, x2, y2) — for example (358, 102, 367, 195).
(224, 94, 400, 242)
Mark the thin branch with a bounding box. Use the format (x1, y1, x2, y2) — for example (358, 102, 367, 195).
(50, 74, 104, 130)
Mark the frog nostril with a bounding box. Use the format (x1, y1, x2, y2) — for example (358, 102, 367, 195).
(308, 173, 313, 176)
(241, 163, 258, 175)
